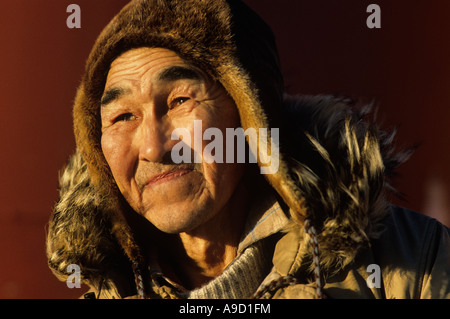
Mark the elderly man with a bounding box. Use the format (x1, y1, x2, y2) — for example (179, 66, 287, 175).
(47, 0, 450, 299)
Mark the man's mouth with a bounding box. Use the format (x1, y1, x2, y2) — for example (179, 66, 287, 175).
(144, 168, 193, 188)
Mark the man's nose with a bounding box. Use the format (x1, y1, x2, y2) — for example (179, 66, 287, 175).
(137, 114, 175, 163)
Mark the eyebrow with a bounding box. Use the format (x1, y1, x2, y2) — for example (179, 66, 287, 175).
(156, 65, 203, 83)
(101, 87, 128, 106)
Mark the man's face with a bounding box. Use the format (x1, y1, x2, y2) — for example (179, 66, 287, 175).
(100, 47, 244, 234)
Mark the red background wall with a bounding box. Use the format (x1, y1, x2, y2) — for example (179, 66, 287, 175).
(0, 0, 448, 298)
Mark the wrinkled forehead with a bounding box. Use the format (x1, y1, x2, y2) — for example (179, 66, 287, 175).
(104, 47, 213, 93)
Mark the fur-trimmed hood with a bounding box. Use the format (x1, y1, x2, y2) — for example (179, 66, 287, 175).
(46, 0, 408, 298)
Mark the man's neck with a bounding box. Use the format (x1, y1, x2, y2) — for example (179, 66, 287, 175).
(158, 181, 251, 290)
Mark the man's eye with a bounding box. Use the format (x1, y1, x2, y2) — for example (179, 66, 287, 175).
(114, 113, 136, 123)
(171, 97, 190, 108)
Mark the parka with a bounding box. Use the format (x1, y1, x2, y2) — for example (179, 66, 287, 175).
(46, 0, 450, 299)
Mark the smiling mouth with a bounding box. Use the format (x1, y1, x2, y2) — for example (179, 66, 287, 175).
(144, 168, 193, 188)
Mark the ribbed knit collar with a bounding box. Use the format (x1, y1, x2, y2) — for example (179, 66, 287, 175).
(185, 240, 271, 299)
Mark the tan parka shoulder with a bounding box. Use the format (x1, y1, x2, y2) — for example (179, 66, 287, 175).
(268, 205, 450, 299)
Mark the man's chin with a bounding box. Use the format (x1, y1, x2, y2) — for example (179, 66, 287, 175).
(142, 206, 213, 235)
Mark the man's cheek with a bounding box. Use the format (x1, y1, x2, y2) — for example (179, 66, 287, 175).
(101, 134, 135, 184)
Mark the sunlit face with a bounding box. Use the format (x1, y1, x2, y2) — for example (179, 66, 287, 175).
(100, 47, 244, 234)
